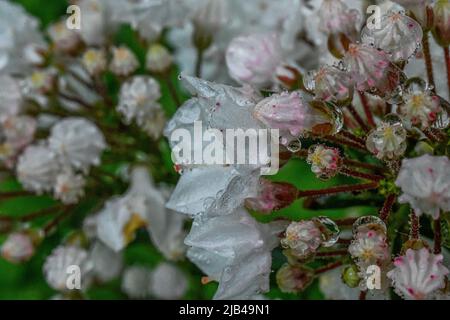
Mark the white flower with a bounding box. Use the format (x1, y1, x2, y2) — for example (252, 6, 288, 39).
(167, 166, 259, 218)
(226, 33, 283, 88)
(387, 248, 449, 300)
(281, 220, 322, 258)
(396, 154, 450, 219)
(366, 116, 407, 160)
(126, 167, 187, 260)
(361, 11, 423, 62)
(117, 76, 165, 138)
(0, 0, 44, 75)
(81, 49, 107, 76)
(17, 145, 61, 194)
(48, 118, 106, 171)
(121, 266, 151, 299)
(307, 144, 342, 179)
(149, 263, 188, 299)
(43, 245, 93, 291)
(146, 44, 173, 73)
(0, 75, 23, 118)
(318, 0, 360, 38)
(185, 208, 286, 299)
(110, 46, 139, 76)
(96, 197, 147, 252)
(1, 232, 36, 264)
(399, 89, 442, 128)
(349, 229, 390, 267)
(77, 0, 110, 46)
(53, 169, 86, 205)
(90, 241, 123, 282)
(47, 20, 81, 53)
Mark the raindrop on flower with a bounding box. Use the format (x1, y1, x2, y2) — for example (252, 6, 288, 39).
(352, 216, 387, 235)
(313, 216, 340, 247)
(286, 138, 302, 153)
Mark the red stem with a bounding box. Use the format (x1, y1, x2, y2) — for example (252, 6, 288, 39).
(379, 194, 396, 222)
(444, 47, 450, 97)
(343, 158, 385, 172)
(340, 167, 384, 182)
(0, 191, 33, 200)
(358, 92, 376, 127)
(324, 135, 368, 152)
(434, 218, 441, 254)
(316, 250, 348, 257)
(314, 261, 343, 275)
(422, 32, 435, 91)
(345, 105, 370, 132)
(297, 182, 379, 199)
(410, 210, 420, 240)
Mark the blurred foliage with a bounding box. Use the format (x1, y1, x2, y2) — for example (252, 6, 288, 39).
(0, 0, 378, 300)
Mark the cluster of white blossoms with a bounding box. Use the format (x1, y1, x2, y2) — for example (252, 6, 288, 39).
(0, 0, 449, 301)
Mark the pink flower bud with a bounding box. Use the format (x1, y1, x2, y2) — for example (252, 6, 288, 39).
(245, 179, 297, 214)
(1, 232, 36, 264)
(433, 0, 450, 47)
(226, 33, 282, 88)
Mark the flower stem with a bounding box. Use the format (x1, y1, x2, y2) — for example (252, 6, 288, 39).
(342, 158, 385, 172)
(410, 209, 420, 240)
(358, 92, 376, 127)
(422, 32, 436, 91)
(314, 261, 343, 275)
(43, 205, 75, 235)
(340, 167, 384, 182)
(297, 182, 379, 199)
(0, 191, 33, 200)
(316, 250, 348, 258)
(379, 194, 396, 222)
(444, 46, 450, 96)
(195, 48, 204, 78)
(345, 105, 370, 132)
(334, 217, 358, 226)
(434, 218, 442, 254)
(340, 130, 366, 145)
(359, 290, 367, 300)
(324, 135, 368, 153)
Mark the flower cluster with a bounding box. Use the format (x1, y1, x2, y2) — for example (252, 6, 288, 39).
(0, 0, 449, 301)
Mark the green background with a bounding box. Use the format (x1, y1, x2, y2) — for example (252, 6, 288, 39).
(0, 0, 380, 300)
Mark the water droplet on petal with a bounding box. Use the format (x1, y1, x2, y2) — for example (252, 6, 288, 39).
(352, 216, 387, 235)
(313, 216, 340, 247)
(286, 139, 302, 153)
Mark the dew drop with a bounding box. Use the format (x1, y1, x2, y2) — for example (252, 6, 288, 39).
(286, 139, 302, 153)
(313, 216, 340, 247)
(352, 216, 387, 235)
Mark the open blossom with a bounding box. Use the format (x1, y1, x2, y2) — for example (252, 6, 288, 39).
(81, 49, 107, 76)
(226, 33, 282, 88)
(396, 154, 450, 219)
(305, 65, 354, 105)
(47, 20, 81, 53)
(186, 208, 286, 300)
(366, 115, 407, 160)
(43, 245, 93, 291)
(0, 0, 44, 74)
(1, 232, 36, 264)
(90, 241, 123, 282)
(26, 69, 56, 94)
(361, 11, 423, 62)
(146, 44, 173, 73)
(17, 145, 61, 194)
(0, 75, 23, 118)
(122, 266, 151, 299)
(281, 220, 322, 258)
(245, 179, 298, 214)
(399, 89, 442, 128)
(349, 229, 390, 267)
(0, 115, 36, 167)
(110, 46, 139, 76)
(276, 263, 314, 294)
(166, 166, 259, 218)
(149, 263, 188, 299)
(53, 169, 86, 205)
(307, 144, 342, 179)
(343, 44, 401, 97)
(318, 0, 360, 38)
(387, 248, 449, 300)
(48, 118, 106, 171)
(117, 76, 165, 138)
